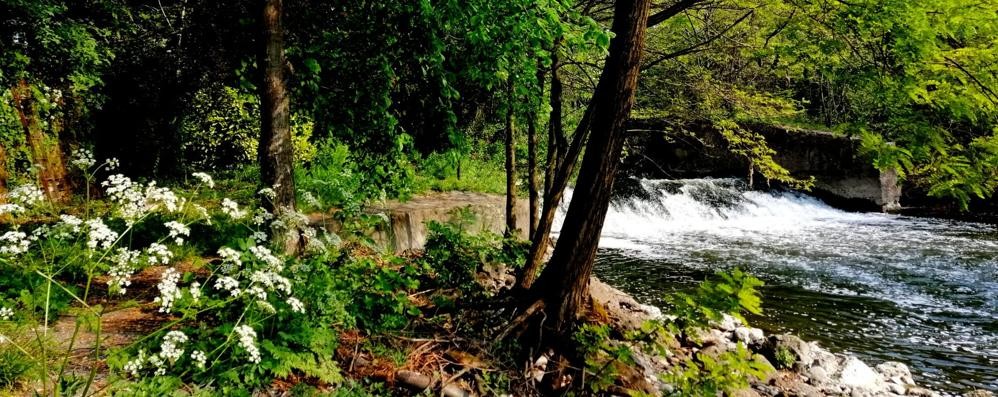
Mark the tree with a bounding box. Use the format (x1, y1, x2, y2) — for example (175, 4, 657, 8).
(522, 0, 653, 332)
(258, 0, 298, 252)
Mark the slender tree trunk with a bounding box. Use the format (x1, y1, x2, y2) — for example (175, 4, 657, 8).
(504, 94, 518, 235)
(527, 70, 546, 239)
(528, 0, 652, 331)
(258, 0, 298, 253)
(11, 80, 69, 202)
(0, 143, 8, 198)
(543, 51, 564, 201)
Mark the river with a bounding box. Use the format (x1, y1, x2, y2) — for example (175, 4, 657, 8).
(558, 178, 998, 394)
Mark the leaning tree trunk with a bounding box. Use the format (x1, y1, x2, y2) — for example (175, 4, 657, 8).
(258, 0, 299, 253)
(11, 80, 70, 203)
(504, 95, 518, 236)
(528, 0, 652, 332)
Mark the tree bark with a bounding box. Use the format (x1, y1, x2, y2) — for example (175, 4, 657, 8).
(11, 80, 69, 203)
(258, 0, 298, 253)
(528, 0, 652, 332)
(527, 70, 546, 239)
(504, 94, 518, 236)
(542, 51, 563, 203)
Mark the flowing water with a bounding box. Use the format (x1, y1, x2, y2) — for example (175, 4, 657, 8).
(556, 178, 998, 393)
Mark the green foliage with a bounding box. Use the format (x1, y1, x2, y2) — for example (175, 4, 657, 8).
(667, 268, 765, 332)
(662, 343, 774, 397)
(331, 256, 420, 332)
(573, 323, 636, 393)
(774, 345, 795, 370)
(412, 150, 508, 195)
(419, 215, 527, 295)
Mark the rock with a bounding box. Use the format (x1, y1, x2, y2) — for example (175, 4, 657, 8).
(906, 386, 941, 397)
(838, 356, 884, 393)
(692, 328, 731, 348)
(734, 326, 766, 346)
(808, 343, 841, 376)
(716, 314, 742, 332)
(729, 388, 762, 397)
(965, 390, 995, 397)
(805, 365, 832, 386)
(885, 382, 906, 395)
(765, 334, 813, 369)
(876, 361, 915, 386)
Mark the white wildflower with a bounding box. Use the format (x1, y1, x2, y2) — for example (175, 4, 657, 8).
(256, 300, 276, 313)
(124, 349, 146, 377)
(159, 330, 188, 363)
(246, 285, 267, 300)
(220, 198, 246, 219)
(189, 281, 202, 302)
(0, 231, 30, 256)
(249, 245, 282, 270)
(252, 208, 273, 226)
(146, 243, 172, 265)
(251, 231, 268, 243)
(85, 218, 118, 251)
(164, 221, 190, 245)
(217, 247, 242, 273)
(302, 191, 320, 208)
(153, 267, 182, 313)
(193, 204, 210, 222)
(71, 148, 96, 170)
(148, 353, 166, 376)
(107, 157, 120, 170)
(287, 297, 305, 313)
(214, 276, 241, 297)
(258, 187, 276, 200)
(144, 184, 180, 213)
(0, 203, 25, 215)
(191, 172, 214, 188)
(250, 270, 291, 295)
(0, 307, 13, 320)
(9, 184, 44, 207)
(234, 325, 261, 364)
(58, 214, 83, 234)
(108, 248, 141, 295)
(190, 349, 207, 370)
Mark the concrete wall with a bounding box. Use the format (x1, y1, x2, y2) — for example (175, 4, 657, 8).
(623, 119, 901, 211)
(311, 191, 529, 253)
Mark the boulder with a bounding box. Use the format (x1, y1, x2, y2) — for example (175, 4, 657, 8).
(875, 361, 915, 386)
(734, 326, 766, 346)
(838, 356, 885, 393)
(965, 390, 995, 397)
(764, 334, 813, 369)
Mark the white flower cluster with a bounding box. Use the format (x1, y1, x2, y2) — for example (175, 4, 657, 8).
(164, 221, 190, 245)
(190, 349, 207, 369)
(258, 187, 276, 200)
(252, 231, 268, 243)
(252, 208, 273, 226)
(85, 218, 118, 252)
(9, 184, 45, 207)
(159, 330, 188, 363)
(0, 306, 13, 320)
(249, 245, 282, 271)
(55, 215, 83, 237)
(102, 175, 182, 223)
(217, 247, 242, 273)
(146, 243, 172, 265)
(189, 281, 202, 302)
(0, 231, 30, 256)
(287, 297, 305, 313)
(153, 267, 182, 313)
(108, 248, 140, 295)
(0, 203, 25, 215)
(220, 198, 246, 219)
(125, 331, 193, 377)
(71, 148, 96, 170)
(235, 325, 261, 364)
(191, 172, 215, 188)
(214, 276, 241, 297)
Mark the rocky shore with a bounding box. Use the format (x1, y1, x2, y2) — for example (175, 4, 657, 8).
(590, 278, 994, 397)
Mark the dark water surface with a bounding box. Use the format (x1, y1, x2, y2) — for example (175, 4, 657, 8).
(560, 179, 998, 394)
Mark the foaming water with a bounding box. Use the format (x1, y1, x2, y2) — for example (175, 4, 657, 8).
(556, 178, 998, 393)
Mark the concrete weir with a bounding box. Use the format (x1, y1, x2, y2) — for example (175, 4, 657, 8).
(310, 191, 529, 254)
(623, 119, 902, 212)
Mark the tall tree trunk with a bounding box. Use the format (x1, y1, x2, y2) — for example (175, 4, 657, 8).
(11, 80, 69, 203)
(528, 0, 652, 331)
(527, 70, 546, 239)
(542, 51, 564, 202)
(504, 94, 518, 235)
(258, 0, 298, 253)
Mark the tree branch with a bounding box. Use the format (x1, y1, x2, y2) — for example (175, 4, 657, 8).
(642, 10, 754, 71)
